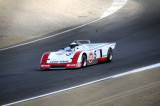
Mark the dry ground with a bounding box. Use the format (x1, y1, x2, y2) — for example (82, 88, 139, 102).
(0, 0, 112, 48)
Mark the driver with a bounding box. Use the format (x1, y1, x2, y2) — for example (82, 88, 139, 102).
(69, 42, 79, 50)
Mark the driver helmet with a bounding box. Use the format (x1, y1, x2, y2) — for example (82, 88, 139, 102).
(69, 42, 79, 49)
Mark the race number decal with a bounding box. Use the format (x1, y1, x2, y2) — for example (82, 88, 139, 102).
(89, 52, 93, 63)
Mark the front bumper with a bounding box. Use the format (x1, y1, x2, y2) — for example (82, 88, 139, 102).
(40, 62, 82, 69)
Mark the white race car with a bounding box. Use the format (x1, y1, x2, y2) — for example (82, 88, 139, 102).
(40, 40, 116, 69)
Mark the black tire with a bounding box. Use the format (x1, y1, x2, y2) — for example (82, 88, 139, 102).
(106, 48, 113, 63)
(82, 55, 87, 67)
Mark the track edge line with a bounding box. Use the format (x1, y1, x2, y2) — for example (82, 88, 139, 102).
(3, 62, 160, 106)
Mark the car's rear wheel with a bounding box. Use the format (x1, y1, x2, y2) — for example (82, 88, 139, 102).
(82, 55, 87, 67)
(106, 48, 113, 62)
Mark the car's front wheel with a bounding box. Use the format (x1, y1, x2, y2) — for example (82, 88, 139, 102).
(82, 55, 87, 67)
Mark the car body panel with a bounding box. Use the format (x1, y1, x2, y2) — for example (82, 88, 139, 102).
(40, 40, 116, 69)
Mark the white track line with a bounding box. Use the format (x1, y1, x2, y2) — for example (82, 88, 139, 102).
(0, 0, 128, 51)
(3, 63, 160, 106)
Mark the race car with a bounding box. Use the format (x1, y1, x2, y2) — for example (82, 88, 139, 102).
(40, 40, 116, 69)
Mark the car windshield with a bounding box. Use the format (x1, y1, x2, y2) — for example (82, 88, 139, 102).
(64, 47, 72, 52)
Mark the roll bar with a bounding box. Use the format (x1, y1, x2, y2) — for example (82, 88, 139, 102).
(73, 40, 91, 45)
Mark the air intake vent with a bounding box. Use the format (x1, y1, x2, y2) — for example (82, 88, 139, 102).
(50, 66, 66, 69)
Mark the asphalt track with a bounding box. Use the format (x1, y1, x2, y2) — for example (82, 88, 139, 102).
(0, 0, 160, 105)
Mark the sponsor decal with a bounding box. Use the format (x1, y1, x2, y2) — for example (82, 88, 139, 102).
(67, 64, 76, 66)
(50, 61, 59, 63)
(89, 52, 93, 63)
(51, 61, 69, 63)
(41, 65, 50, 67)
(60, 61, 69, 63)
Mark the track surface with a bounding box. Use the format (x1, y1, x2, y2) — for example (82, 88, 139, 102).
(0, 0, 160, 105)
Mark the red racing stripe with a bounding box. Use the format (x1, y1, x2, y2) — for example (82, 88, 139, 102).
(98, 57, 107, 63)
(40, 52, 51, 69)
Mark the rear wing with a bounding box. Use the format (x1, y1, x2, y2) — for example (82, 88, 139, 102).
(109, 42, 116, 49)
(72, 40, 116, 50)
(73, 40, 91, 45)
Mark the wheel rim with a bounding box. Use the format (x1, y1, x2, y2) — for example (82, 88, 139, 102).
(82, 55, 87, 67)
(83, 60, 87, 66)
(109, 54, 112, 60)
